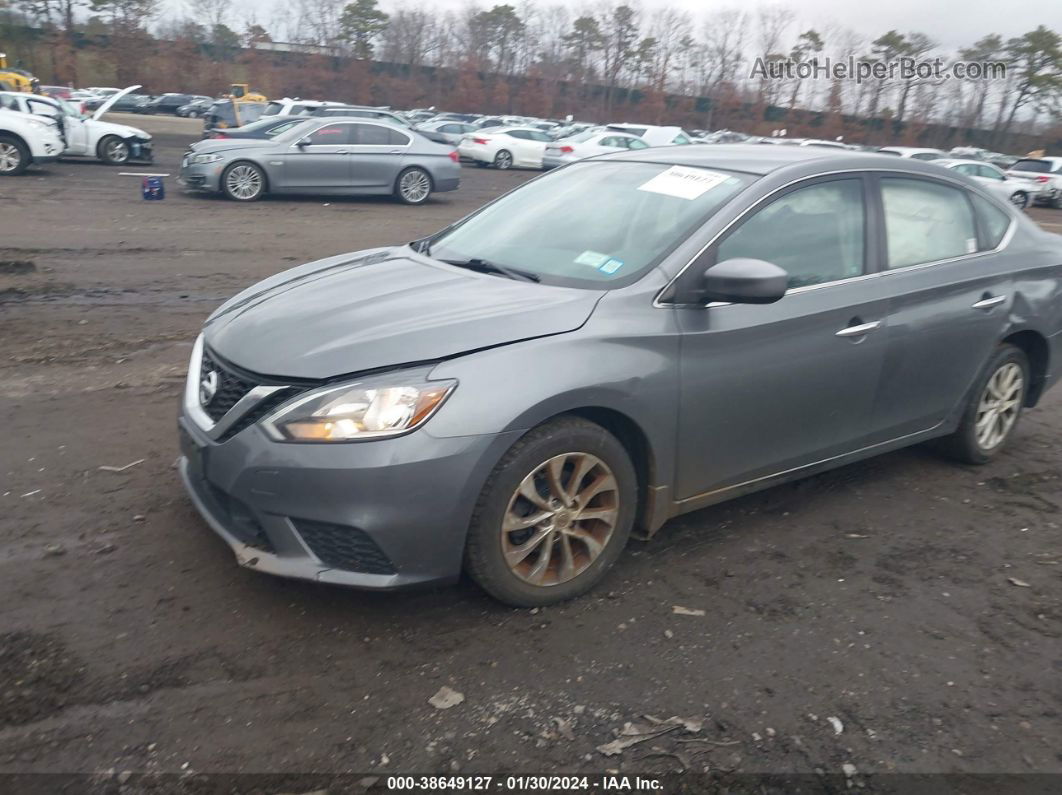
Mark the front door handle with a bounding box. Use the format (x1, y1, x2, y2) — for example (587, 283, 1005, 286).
(836, 320, 881, 338)
(972, 294, 1007, 310)
(335, 149, 350, 154)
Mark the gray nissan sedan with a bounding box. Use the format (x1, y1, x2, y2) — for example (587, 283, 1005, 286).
(179, 117, 460, 204)
(178, 145, 1062, 606)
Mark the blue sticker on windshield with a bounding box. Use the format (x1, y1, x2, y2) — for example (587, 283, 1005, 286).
(599, 258, 624, 274)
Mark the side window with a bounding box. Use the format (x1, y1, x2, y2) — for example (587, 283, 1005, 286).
(440, 124, 459, 133)
(386, 128, 411, 145)
(628, 138, 649, 150)
(506, 130, 528, 140)
(979, 165, 1004, 181)
(353, 124, 396, 145)
(955, 164, 977, 176)
(673, 133, 691, 145)
(306, 124, 353, 145)
(881, 178, 977, 268)
(717, 179, 865, 289)
(970, 193, 1011, 250)
(529, 131, 552, 142)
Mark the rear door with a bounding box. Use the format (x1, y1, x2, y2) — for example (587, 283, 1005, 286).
(867, 175, 1013, 440)
(347, 123, 410, 191)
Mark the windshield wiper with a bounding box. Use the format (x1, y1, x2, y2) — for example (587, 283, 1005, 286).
(434, 255, 541, 283)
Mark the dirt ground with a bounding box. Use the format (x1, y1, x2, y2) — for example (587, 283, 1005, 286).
(1, 114, 1060, 787)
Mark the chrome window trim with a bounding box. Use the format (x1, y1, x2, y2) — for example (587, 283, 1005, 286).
(653, 167, 1017, 309)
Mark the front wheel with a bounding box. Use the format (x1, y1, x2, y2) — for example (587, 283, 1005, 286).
(937, 344, 1029, 464)
(465, 417, 636, 607)
(493, 149, 513, 170)
(98, 135, 130, 165)
(221, 162, 266, 201)
(394, 166, 432, 205)
(0, 135, 29, 176)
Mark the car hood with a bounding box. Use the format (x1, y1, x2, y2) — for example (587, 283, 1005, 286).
(91, 84, 141, 121)
(91, 120, 150, 139)
(190, 138, 277, 154)
(203, 247, 604, 380)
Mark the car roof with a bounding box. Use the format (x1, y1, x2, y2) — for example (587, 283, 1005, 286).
(595, 143, 974, 177)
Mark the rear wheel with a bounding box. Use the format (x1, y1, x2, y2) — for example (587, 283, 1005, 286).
(221, 162, 265, 201)
(394, 166, 432, 205)
(0, 135, 29, 176)
(493, 149, 513, 170)
(937, 344, 1029, 464)
(465, 417, 636, 607)
(1009, 191, 1029, 210)
(98, 135, 130, 165)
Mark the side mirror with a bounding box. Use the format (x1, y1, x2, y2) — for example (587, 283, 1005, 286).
(703, 258, 788, 304)
(295, 137, 310, 148)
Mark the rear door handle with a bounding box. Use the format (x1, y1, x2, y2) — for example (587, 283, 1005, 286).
(836, 320, 881, 338)
(972, 295, 1007, 310)
(335, 150, 350, 154)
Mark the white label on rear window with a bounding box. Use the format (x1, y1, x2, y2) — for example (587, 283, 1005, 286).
(637, 166, 730, 200)
(966, 238, 977, 254)
(574, 250, 610, 268)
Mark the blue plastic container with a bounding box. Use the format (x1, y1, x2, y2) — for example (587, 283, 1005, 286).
(142, 176, 165, 200)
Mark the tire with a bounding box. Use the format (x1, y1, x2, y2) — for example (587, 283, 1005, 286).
(1009, 191, 1029, 210)
(0, 135, 29, 176)
(937, 344, 1029, 464)
(465, 417, 637, 607)
(1052, 193, 1062, 210)
(221, 162, 266, 202)
(493, 149, 513, 170)
(394, 166, 432, 205)
(97, 135, 130, 165)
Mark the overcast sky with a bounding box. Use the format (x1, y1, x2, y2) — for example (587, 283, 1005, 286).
(198, 0, 1061, 53)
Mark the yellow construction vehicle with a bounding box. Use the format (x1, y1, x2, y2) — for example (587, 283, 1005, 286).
(0, 52, 38, 93)
(227, 83, 267, 103)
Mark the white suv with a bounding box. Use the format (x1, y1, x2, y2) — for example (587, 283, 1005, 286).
(1006, 157, 1062, 209)
(0, 107, 63, 175)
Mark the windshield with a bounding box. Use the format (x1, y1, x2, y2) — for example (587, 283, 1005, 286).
(427, 161, 753, 289)
(1010, 159, 1051, 173)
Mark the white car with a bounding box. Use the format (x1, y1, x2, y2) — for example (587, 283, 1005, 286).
(0, 85, 153, 164)
(1005, 157, 1062, 209)
(542, 131, 649, 168)
(604, 124, 693, 146)
(0, 107, 63, 175)
(877, 146, 945, 160)
(935, 158, 1032, 210)
(261, 98, 348, 117)
(457, 126, 552, 169)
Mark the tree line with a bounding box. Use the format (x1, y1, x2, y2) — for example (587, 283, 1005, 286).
(2, 0, 1061, 150)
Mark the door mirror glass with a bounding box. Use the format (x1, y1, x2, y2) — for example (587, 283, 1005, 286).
(703, 258, 788, 304)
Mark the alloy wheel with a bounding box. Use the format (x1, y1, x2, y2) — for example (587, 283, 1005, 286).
(399, 169, 430, 203)
(501, 452, 619, 587)
(495, 151, 512, 169)
(105, 139, 129, 163)
(1009, 192, 1028, 209)
(0, 142, 21, 172)
(226, 165, 262, 200)
(975, 362, 1024, 450)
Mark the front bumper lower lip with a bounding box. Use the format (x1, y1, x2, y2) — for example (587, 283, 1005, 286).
(179, 455, 405, 588)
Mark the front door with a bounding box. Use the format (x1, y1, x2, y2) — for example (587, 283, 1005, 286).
(675, 176, 888, 498)
(275, 122, 354, 191)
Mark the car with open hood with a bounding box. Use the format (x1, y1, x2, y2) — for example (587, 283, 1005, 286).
(0, 85, 152, 164)
(178, 145, 1062, 606)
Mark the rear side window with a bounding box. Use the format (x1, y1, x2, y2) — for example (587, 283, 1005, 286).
(628, 139, 649, 150)
(881, 178, 977, 268)
(718, 178, 865, 289)
(353, 124, 408, 145)
(1010, 159, 1050, 173)
(970, 193, 1012, 250)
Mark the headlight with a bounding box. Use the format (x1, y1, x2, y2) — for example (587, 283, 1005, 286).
(191, 153, 222, 164)
(261, 377, 456, 442)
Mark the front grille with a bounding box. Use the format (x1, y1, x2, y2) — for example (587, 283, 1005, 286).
(292, 519, 396, 575)
(200, 349, 255, 422)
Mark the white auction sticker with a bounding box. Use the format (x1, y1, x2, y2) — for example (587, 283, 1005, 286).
(637, 166, 730, 200)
